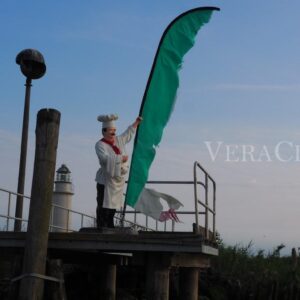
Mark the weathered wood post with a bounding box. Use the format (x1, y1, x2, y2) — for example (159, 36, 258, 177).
(146, 253, 170, 300)
(7, 255, 23, 300)
(179, 267, 199, 300)
(18, 108, 60, 300)
(47, 259, 67, 300)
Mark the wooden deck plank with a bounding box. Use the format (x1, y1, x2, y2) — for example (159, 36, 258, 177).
(0, 231, 218, 255)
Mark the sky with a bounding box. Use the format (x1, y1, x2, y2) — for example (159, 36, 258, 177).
(1, 0, 300, 255)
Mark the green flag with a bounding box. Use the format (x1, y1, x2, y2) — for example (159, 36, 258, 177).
(125, 7, 219, 217)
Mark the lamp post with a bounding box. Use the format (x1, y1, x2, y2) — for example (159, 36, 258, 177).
(14, 49, 46, 232)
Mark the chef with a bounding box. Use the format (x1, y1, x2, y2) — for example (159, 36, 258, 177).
(95, 114, 142, 228)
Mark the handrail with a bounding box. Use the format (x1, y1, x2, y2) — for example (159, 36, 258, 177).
(0, 188, 154, 232)
(123, 162, 217, 237)
(0, 187, 31, 199)
(193, 161, 216, 239)
(0, 160, 217, 237)
(146, 181, 206, 188)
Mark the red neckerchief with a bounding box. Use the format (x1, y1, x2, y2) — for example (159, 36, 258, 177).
(101, 138, 121, 155)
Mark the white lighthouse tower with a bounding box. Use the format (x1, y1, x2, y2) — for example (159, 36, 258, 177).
(52, 164, 74, 232)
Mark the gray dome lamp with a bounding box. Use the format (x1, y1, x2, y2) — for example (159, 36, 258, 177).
(16, 49, 46, 79)
(14, 49, 47, 232)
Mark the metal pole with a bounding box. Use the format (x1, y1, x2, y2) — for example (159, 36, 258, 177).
(205, 174, 209, 239)
(193, 162, 199, 233)
(134, 210, 137, 224)
(14, 77, 32, 232)
(213, 182, 216, 239)
(7, 192, 11, 230)
(172, 220, 175, 232)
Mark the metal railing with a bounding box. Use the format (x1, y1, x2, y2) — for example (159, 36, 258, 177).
(49, 203, 152, 232)
(49, 203, 96, 232)
(194, 161, 216, 239)
(0, 188, 155, 232)
(0, 188, 31, 231)
(0, 161, 216, 237)
(121, 161, 216, 238)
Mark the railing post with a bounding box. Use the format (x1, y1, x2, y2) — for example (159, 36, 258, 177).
(7, 192, 11, 231)
(213, 182, 216, 239)
(134, 210, 137, 224)
(193, 162, 199, 233)
(205, 174, 209, 239)
(49, 206, 54, 232)
(172, 220, 175, 232)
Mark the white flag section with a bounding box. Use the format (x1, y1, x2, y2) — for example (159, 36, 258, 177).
(134, 188, 183, 222)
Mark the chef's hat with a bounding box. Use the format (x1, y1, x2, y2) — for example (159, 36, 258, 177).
(97, 114, 118, 129)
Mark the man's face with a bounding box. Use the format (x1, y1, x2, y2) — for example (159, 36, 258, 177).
(103, 127, 116, 141)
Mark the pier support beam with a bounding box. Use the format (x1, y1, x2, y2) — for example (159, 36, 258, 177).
(146, 254, 170, 300)
(18, 109, 61, 300)
(179, 267, 199, 300)
(99, 263, 117, 300)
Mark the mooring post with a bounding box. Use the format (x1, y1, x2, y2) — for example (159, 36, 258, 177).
(179, 267, 199, 300)
(18, 108, 61, 300)
(146, 253, 170, 300)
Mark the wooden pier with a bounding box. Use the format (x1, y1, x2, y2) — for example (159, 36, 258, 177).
(0, 108, 218, 299)
(0, 230, 218, 256)
(0, 229, 218, 299)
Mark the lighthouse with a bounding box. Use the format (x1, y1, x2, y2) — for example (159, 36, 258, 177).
(51, 164, 74, 232)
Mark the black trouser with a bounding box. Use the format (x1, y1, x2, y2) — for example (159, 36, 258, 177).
(96, 183, 116, 228)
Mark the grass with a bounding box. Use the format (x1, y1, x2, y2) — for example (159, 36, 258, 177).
(205, 234, 300, 299)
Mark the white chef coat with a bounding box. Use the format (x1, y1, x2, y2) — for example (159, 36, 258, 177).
(95, 125, 135, 209)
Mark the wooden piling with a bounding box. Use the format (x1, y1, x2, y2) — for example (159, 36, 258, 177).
(7, 255, 23, 300)
(46, 259, 67, 300)
(146, 254, 170, 300)
(99, 264, 117, 300)
(179, 267, 199, 300)
(18, 108, 60, 300)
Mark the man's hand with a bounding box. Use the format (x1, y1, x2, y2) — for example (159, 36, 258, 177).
(133, 116, 143, 128)
(122, 155, 128, 163)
